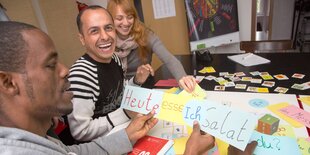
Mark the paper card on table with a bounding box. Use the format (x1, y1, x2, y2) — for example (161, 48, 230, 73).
(155, 79, 179, 87)
(257, 87, 269, 93)
(250, 130, 301, 155)
(156, 93, 193, 125)
(278, 105, 310, 128)
(182, 99, 257, 151)
(198, 67, 216, 74)
(174, 137, 220, 155)
(267, 103, 303, 127)
(173, 136, 188, 154)
(205, 66, 216, 73)
(292, 73, 305, 79)
(179, 84, 207, 99)
(165, 87, 181, 94)
(272, 125, 296, 138)
(216, 138, 229, 155)
(299, 96, 310, 106)
(261, 74, 274, 80)
(198, 68, 209, 74)
(165, 146, 176, 155)
(121, 86, 164, 115)
(195, 76, 205, 83)
(297, 137, 310, 155)
(274, 74, 289, 80)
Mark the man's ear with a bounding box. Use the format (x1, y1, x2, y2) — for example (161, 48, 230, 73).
(78, 33, 85, 46)
(0, 72, 19, 95)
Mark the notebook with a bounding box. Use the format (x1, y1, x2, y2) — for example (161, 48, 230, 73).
(227, 53, 271, 67)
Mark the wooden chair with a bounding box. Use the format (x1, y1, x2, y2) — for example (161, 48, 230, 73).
(240, 40, 293, 53)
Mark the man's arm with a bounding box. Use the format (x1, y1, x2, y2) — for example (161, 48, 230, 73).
(59, 129, 132, 155)
(63, 111, 158, 155)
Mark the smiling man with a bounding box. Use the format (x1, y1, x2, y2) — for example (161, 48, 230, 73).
(63, 5, 154, 143)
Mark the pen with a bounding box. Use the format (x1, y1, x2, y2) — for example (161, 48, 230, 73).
(242, 53, 253, 60)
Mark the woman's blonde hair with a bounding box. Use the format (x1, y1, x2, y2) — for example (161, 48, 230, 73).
(107, 0, 150, 64)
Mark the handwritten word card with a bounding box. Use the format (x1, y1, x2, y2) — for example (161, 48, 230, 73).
(120, 85, 257, 151)
(121, 86, 164, 115)
(278, 105, 310, 128)
(250, 131, 301, 155)
(181, 99, 257, 151)
(267, 103, 303, 127)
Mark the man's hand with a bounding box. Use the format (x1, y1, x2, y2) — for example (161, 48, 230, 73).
(184, 121, 215, 155)
(179, 75, 196, 93)
(228, 141, 258, 155)
(134, 64, 154, 85)
(124, 109, 138, 119)
(125, 110, 158, 143)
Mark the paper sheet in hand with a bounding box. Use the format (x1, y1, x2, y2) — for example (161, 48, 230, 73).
(228, 53, 270, 67)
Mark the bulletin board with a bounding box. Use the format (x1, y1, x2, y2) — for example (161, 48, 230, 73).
(184, 0, 240, 51)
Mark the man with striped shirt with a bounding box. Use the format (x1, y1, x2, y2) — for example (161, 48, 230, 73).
(62, 5, 154, 143)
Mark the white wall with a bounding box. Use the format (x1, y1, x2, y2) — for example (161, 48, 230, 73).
(237, 0, 252, 41)
(271, 0, 294, 40)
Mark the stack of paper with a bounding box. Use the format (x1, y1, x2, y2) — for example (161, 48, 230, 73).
(227, 53, 271, 67)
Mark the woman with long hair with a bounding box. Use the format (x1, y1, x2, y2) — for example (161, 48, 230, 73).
(107, 0, 196, 92)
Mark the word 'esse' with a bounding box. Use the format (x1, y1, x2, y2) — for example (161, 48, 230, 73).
(184, 106, 248, 142)
(123, 89, 160, 112)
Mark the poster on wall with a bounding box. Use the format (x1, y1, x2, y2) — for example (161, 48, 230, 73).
(185, 0, 240, 51)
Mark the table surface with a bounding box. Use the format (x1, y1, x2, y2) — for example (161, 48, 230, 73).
(154, 52, 310, 95)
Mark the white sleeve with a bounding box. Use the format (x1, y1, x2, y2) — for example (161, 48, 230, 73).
(67, 98, 130, 142)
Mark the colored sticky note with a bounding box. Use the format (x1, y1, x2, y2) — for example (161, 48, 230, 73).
(278, 105, 310, 128)
(299, 96, 310, 106)
(179, 84, 206, 99)
(297, 137, 310, 155)
(182, 100, 257, 151)
(121, 86, 164, 115)
(272, 125, 296, 138)
(250, 130, 301, 155)
(257, 87, 269, 93)
(267, 103, 303, 127)
(198, 68, 209, 74)
(199, 67, 216, 73)
(205, 67, 216, 73)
